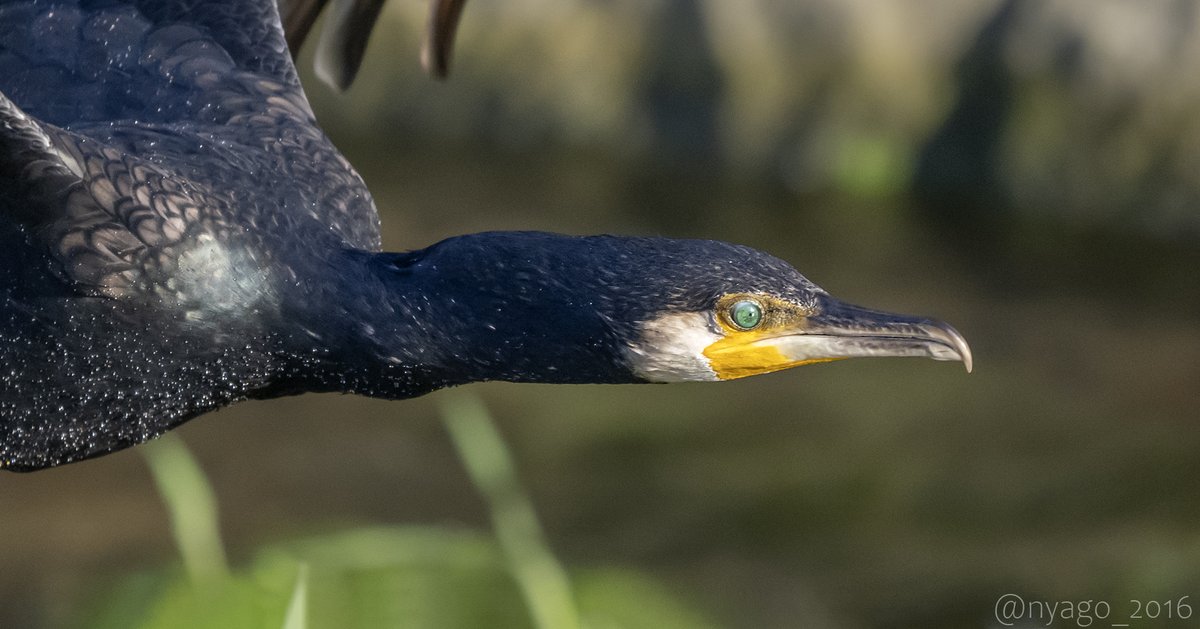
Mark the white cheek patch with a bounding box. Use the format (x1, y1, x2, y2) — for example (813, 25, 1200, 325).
(624, 312, 721, 382)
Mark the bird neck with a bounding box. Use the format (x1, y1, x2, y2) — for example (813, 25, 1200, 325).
(280, 243, 637, 399)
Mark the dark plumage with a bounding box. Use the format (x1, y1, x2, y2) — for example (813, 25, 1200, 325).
(0, 0, 969, 471)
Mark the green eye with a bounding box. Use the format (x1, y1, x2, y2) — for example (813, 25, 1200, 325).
(729, 300, 763, 330)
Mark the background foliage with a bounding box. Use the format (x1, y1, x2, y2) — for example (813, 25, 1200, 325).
(3, 1, 1199, 627)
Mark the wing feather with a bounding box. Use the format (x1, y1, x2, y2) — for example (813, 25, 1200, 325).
(0, 0, 381, 295)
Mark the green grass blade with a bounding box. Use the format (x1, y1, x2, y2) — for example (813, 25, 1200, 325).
(141, 433, 229, 586)
(439, 393, 583, 629)
(281, 564, 309, 629)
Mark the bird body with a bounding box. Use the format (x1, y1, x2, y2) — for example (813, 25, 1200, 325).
(0, 0, 382, 468)
(1, 0, 969, 471)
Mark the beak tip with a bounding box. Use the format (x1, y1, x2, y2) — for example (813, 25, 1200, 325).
(939, 321, 973, 374)
(914, 318, 972, 374)
(953, 332, 973, 374)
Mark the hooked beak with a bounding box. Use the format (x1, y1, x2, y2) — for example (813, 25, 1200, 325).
(793, 296, 972, 372)
(703, 295, 973, 380)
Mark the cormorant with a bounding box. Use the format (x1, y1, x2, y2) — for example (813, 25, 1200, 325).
(0, 0, 971, 472)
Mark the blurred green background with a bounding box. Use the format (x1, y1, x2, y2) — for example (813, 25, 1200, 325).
(3, 0, 1200, 627)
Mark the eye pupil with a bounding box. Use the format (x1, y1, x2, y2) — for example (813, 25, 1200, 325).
(730, 300, 763, 330)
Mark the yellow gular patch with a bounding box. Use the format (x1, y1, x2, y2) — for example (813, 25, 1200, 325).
(702, 332, 842, 380)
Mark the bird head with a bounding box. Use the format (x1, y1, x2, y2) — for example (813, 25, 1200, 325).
(630, 290, 972, 382)
(382, 231, 971, 385)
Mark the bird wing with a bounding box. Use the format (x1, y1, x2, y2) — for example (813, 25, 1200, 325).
(0, 89, 230, 298)
(279, 0, 468, 89)
(0, 0, 304, 129)
(0, 0, 380, 298)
